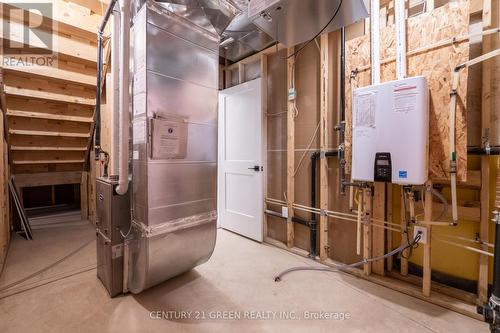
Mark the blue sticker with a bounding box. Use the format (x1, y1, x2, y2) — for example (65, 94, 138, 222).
(399, 171, 408, 179)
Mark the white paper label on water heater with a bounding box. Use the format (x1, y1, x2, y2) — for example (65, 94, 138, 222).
(351, 76, 429, 185)
(393, 85, 418, 114)
(355, 92, 377, 128)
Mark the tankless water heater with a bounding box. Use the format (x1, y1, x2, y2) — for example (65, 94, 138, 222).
(351, 76, 429, 185)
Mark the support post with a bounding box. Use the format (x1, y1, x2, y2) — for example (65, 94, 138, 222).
(478, 0, 496, 304)
(261, 54, 269, 239)
(364, 187, 373, 275)
(81, 172, 88, 220)
(286, 47, 295, 248)
(319, 34, 329, 260)
(386, 184, 393, 272)
(372, 182, 386, 275)
(423, 180, 433, 296)
(400, 187, 409, 275)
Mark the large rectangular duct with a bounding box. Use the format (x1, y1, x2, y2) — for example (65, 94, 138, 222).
(249, 0, 369, 47)
(127, 0, 219, 294)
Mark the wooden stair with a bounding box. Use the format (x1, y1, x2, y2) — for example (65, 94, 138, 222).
(0, 0, 105, 175)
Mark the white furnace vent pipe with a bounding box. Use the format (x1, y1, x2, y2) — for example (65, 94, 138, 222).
(116, 0, 130, 195)
(110, 4, 120, 178)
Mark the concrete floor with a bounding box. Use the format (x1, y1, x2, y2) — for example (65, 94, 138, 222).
(0, 214, 489, 333)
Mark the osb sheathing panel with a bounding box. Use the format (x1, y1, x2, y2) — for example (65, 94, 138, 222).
(345, 1, 470, 181)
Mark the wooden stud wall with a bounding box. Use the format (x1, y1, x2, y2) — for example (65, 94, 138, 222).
(221, 0, 499, 319)
(319, 34, 329, 260)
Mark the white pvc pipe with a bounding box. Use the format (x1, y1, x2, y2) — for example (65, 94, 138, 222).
(356, 192, 363, 255)
(370, 0, 380, 85)
(449, 70, 460, 225)
(116, 0, 130, 195)
(395, 0, 407, 79)
(110, 5, 120, 177)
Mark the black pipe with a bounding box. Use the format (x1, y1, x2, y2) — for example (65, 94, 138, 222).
(483, 213, 500, 331)
(95, 0, 118, 149)
(467, 146, 500, 155)
(309, 150, 339, 257)
(292, 216, 310, 227)
(339, 26, 347, 195)
(492, 220, 500, 299)
(266, 150, 338, 258)
(310, 152, 319, 257)
(340, 27, 346, 135)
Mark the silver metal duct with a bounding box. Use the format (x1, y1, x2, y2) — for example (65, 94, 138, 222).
(127, 0, 218, 293)
(219, 0, 369, 62)
(155, 0, 240, 35)
(250, 0, 369, 47)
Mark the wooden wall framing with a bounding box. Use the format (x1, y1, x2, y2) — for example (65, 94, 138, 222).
(221, 0, 497, 319)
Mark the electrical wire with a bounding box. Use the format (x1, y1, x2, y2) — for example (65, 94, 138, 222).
(402, 231, 422, 260)
(275, 234, 421, 281)
(275, 0, 344, 60)
(293, 122, 320, 176)
(120, 223, 133, 239)
(0, 239, 94, 292)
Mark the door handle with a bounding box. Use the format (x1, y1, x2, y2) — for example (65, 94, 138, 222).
(248, 165, 263, 172)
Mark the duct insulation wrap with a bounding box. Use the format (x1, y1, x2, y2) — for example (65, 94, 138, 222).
(128, 1, 218, 294)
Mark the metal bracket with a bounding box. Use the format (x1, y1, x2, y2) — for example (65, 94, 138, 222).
(493, 211, 500, 225)
(450, 160, 457, 174)
(320, 209, 327, 217)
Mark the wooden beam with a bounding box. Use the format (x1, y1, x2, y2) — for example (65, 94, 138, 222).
(363, 187, 372, 275)
(0, 19, 97, 63)
(483, 0, 493, 28)
(9, 135, 88, 148)
(6, 110, 93, 123)
(67, 0, 110, 16)
(225, 44, 286, 72)
(1, 0, 102, 38)
(471, 0, 485, 15)
(12, 159, 85, 165)
(286, 47, 295, 248)
(10, 146, 87, 151)
(372, 182, 385, 275)
(261, 54, 268, 239)
(14, 171, 82, 187)
(433, 170, 481, 189)
(7, 117, 91, 136)
(81, 172, 88, 220)
(11, 150, 85, 161)
(477, 0, 496, 304)
(423, 180, 433, 297)
(3, 86, 95, 106)
(431, 201, 480, 222)
(5, 96, 94, 119)
(9, 129, 90, 138)
(12, 162, 83, 174)
(386, 184, 393, 272)
(319, 34, 329, 260)
(478, 157, 490, 303)
(400, 187, 409, 276)
(2, 66, 96, 87)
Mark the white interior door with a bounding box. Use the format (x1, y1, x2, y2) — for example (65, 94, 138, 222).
(218, 78, 263, 242)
